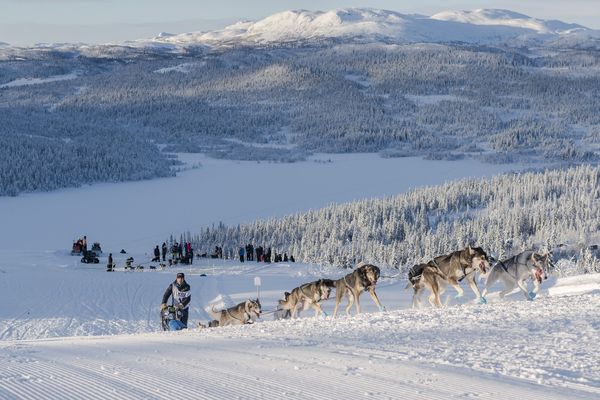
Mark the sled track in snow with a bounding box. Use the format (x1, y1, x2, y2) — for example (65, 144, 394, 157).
(1, 335, 592, 400)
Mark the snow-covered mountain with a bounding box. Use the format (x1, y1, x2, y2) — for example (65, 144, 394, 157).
(1, 8, 597, 55)
(430, 8, 585, 34)
(147, 8, 597, 47)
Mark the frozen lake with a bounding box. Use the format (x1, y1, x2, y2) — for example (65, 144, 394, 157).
(0, 154, 519, 253)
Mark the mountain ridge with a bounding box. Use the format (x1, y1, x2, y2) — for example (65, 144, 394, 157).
(146, 7, 595, 47)
(1, 8, 598, 52)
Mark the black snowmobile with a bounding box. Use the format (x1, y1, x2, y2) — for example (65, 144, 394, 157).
(160, 305, 183, 331)
(81, 250, 100, 264)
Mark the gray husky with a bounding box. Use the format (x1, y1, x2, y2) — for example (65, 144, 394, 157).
(481, 250, 551, 301)
(332, 263, 383, 317)
(408, 246, 491, 308)
(278, 279, 334, 318)
(209, 299, 262, 327)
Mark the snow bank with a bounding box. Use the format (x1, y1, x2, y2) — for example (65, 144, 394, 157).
(548, 274, 600, 296)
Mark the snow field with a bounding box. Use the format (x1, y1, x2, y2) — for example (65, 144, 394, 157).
(1, 251, 599, 398)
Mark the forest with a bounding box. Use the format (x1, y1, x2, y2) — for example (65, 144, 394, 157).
(1, 41, 599, 195)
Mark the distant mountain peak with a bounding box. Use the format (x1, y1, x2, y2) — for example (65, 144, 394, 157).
(430, 8, 586, 34)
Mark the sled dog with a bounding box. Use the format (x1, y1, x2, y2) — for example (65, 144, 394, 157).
(209, 299, 261, 327)
(407, 263, 448, 308)
(409, 246, 490, 308)
(332, 262, 383, 317)
(274, 291, 293, 320)
(278, 279, 334, 318)
(481, 250, 551, 300)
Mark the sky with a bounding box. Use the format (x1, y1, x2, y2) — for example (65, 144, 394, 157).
(1, 0, 599, 45)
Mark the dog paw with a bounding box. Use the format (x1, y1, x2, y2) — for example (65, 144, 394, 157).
(379, 306, 386, 312)
(479, 297, 487, 304)
(454, 293, 464, 299)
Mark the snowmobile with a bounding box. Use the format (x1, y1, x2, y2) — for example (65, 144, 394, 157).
(91, 242, 102, 255)
(71, 241, 83, 256)
(81, 250, 100, 264)
(124, 257, 134, 270)
(161, 305, 183, 331)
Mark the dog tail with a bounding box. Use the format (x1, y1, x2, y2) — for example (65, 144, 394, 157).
(278, 292, 291, 306)
(208, 305, 221, 320)
(321, 279, 336, 288)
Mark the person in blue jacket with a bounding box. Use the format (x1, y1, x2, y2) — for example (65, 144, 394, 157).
(161, 272, 191, 330)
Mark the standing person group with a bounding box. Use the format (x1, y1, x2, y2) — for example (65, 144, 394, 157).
(162, 242, 194, 264)
(236, 243, 294, 263)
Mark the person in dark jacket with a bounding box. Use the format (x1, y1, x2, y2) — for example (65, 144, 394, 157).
(153, 245, 160, 262)
(239, 246, 245, 262)
(187, 242, 194, 265)
(265, 247, 272, 263)
(161, 272, 191, 330)
(246, 244, 254, 261)
(161, 242, 167, 262)
(107, 253, 115, 271)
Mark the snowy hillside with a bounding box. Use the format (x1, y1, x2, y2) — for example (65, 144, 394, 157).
(1, 252, 599, 398)
(151, 8, 597, 47)
(182, 165, 600, 271)
(1, 8, 599, 196)
(1, 161, 599, 397)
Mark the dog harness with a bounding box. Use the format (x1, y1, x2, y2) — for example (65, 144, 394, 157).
(344, 273, 374, 292)
(225, 308, 249, 323)
(299, 282, 322, 300)
(225, 305, 256, 324)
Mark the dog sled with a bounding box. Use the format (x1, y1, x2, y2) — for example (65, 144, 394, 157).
(124, 257, 134, 270)
(161, 305, 183, 331)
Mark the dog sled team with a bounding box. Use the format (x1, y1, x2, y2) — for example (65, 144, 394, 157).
(160, 245, 553, 331)
(407, 246, 551, 308)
